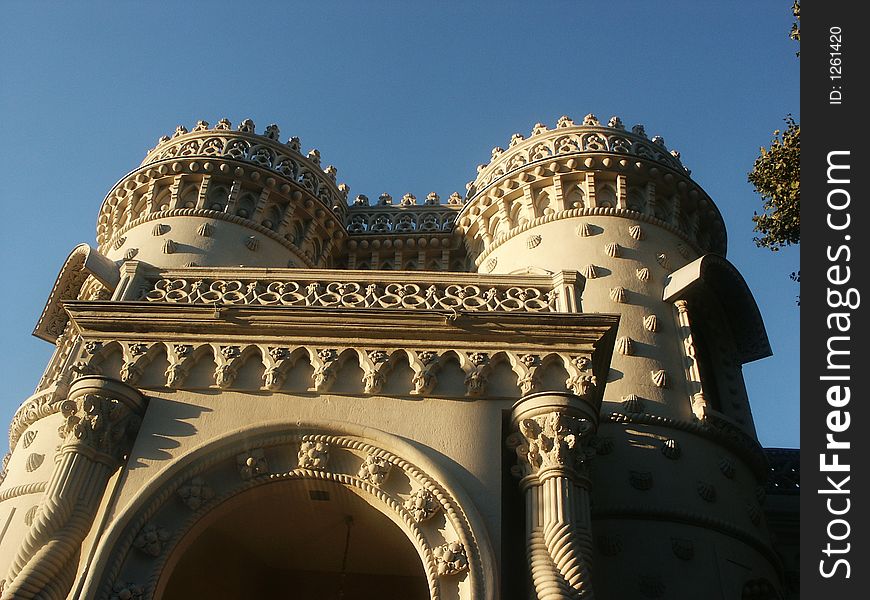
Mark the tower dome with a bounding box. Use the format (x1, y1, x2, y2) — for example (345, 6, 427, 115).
(96, 118, 349, 268)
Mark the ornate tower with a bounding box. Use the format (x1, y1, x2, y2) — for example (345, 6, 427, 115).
(458, 114, 779, 599)
(97, 118, 348, 269)
(0, 115, 787, 600)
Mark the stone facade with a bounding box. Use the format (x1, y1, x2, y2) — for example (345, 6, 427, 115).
(0, 116, 795, 599)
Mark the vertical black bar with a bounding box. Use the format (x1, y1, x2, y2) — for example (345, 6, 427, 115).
(802, 1, 868, 597)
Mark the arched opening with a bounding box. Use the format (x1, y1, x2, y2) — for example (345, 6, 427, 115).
(158, 479, 430, 599)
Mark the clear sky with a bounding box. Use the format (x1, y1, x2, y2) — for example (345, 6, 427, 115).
(0, 1, 799, 448)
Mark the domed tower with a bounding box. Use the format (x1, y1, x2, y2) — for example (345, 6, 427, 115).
(97, 118, 348, 269)
(458, 114, 780, 598)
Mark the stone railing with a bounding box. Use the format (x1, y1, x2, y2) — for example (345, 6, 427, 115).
(346, 206, 461, 234)
(131, 267, 583, 313)
(346, 192, 464, 234)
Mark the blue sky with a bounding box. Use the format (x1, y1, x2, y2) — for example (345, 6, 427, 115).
(0, 1, 799, 447)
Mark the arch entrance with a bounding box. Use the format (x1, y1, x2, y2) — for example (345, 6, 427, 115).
(159, 479, 429, 599)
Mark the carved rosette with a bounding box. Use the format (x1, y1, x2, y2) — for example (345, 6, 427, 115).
(133, 524, 171, 557)
(298, 439, 329, 470)
(433, 541, 469, 576)
(404, 488, 440, 523)
(357, 454, 392, 486)
(177, 477, 214, 510)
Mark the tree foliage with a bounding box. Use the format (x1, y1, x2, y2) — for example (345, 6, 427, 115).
(748, 116, 800, 250)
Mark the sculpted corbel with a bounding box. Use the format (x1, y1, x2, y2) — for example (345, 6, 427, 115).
(262, 346, 293, 391)
(510, 353, 541, 396)
(213, 344, 244, 389)
(359, 349, 392, 394)
(119, 341, 151, 385)
(463, 351, 490, 397)
(164, 343, 194, 388)
(410, 350, 439, 395)
(310, 348, 340, 392)
(565, 354, 597, 399)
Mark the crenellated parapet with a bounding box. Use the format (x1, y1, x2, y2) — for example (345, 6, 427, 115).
(456, 114, 727, 266)
(96, 119, 349, 269)
(139, 118, 349, 215)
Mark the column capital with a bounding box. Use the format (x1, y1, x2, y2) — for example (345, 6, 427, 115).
(508, 392, 599, 480)
(58, 376, 147, 464)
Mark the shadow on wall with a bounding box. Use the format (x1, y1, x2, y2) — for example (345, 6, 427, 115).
(128, 397, 211, 468)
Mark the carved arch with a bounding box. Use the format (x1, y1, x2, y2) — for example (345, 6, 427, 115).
(82, 422, 497, 600)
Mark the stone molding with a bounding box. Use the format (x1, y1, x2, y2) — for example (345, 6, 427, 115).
(0, 482, 47, 504)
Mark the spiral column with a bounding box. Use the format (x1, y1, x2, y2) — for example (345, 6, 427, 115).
(1, 377, 146, 600)
(509, 392, 599, 599)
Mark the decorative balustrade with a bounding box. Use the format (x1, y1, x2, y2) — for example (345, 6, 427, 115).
(135, 268, 572, 313)
(346, 206, 461, 234)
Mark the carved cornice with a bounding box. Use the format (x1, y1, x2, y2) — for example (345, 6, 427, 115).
(64, 301, 617, 350)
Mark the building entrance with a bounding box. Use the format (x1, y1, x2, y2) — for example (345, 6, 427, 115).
(158, 479, 430, 599)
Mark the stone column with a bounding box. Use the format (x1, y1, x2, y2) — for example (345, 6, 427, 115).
(508, 392, 598, 600)
(2, 376, 146, 600)
(674, 299, 708, 420)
